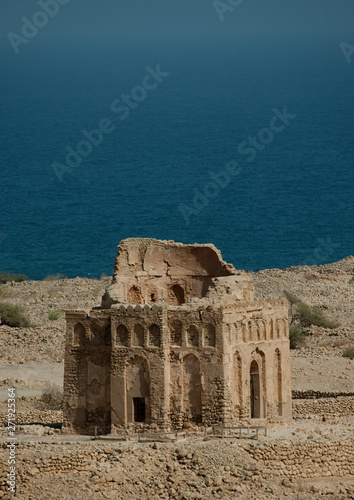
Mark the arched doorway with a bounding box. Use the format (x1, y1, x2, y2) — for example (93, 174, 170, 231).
(169, 320, 183, 346)
(187, 325, 199, 347)
(250, 360, 261, 418)
(204, 324, 216, 347)
(126, 357, 150, 424)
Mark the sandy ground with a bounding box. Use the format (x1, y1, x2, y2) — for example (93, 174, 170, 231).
(0, 361, 64, 384)
(0, 362, 64, 400)
(0, 419, 353, 500)
(291, 354, 354, 393)
(0, 258, 353, 499)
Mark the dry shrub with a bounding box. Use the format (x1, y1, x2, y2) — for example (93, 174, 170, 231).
(0, 303, 31, 327)
(343, 347, 354, 360)
(41, 385, 63, 410)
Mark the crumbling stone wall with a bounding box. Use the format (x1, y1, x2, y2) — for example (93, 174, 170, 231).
(1, 439, 353, 497)
(64, 310, 111, 433)
(293, 390, 354, 399)
(64, 238, 292, 434)
(243, 440, 354, 478)
(292, 396, 354, 418)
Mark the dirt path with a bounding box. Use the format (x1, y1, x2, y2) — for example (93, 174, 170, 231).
(0, 361, 63, 388)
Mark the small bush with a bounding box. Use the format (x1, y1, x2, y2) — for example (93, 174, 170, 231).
(44, 273, 67, 281)
(343, 347, 354, 360)
(41, 386, 63, 410)
(284, 290, 302, 318)
(48, 311, 62, 321)
(0, 286, 16, 299)
(0, 303, 31, 327)
(0, 272, 27, 284)
(289, 324, 305, 349)
(296, 301, 339, 329)
(331, 338, 346, 348)
(0, 288, 14, 299)
(283, 290, 301, 305)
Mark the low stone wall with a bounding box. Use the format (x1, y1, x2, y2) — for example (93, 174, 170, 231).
(1, 445, 102, 475)
(0, 444, 110, 495)
(292, 390, 354, 399)
(243, 440, 354, 478)
(0, 409, 62, 426)
(292, 396, 354, 418)
(1, 439, 353, 495)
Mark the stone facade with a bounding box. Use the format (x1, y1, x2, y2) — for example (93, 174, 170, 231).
(63, 238, 291, 433)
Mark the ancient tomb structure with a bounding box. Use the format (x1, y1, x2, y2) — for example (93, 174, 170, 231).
(63, 238, 291, 434)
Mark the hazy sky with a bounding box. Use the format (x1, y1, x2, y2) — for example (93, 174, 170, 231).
(1, 0, 353, 40)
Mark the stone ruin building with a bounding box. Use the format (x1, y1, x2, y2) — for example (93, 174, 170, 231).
(63, 238, 291, 434)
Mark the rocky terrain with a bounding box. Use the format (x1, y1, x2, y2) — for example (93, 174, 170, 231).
(0, 257, 353, 499)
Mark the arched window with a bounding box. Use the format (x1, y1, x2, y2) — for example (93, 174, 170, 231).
(264, 320, 270, 340)
(234, 322, 241, 342)
(149, 324, 160, 347)
(257, 320, 265, 341)
(127, 286, 143, 304)
(277, 319, 283, 338)
(274, 319, 280, 339)
(132, 324, 144, 347)
(242, 322, 247, 342)
(170, 320, 183, 346)
(117, 324, 129, 346)
(248, 320, 253, 342)
(168, 284, 185, 305)
(73, 323, 85, 346)
(187, 325, 199, 347)
(204, 324, 216, 347)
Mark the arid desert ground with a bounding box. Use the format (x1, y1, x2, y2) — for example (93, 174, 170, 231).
(0, 257, 353, 499)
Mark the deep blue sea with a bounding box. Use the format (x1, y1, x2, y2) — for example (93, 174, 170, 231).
(0, 34, 353, 279)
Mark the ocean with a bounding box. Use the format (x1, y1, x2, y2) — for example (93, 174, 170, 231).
(0, 34, 353, 279)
